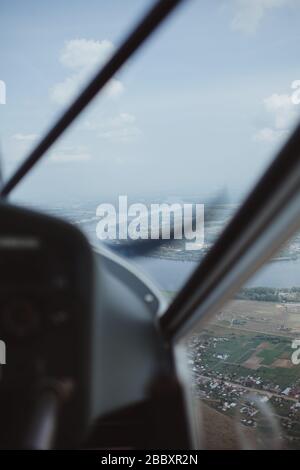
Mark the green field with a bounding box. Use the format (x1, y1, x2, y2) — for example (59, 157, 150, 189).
(257, 342, 291, 365)
(195, 329, 300, 388)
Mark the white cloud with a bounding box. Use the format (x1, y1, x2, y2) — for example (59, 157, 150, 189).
(51, 74, 123, 104)
(253, 89, 300, 143)
(50, 40, 140, 144)
(231, 0, 292, 34)
(6, 134, 40, 165)
(59, 39, 114, 70)
(263, 93, 296, 129)
(109, 112, 137, 126)
(98, 126, 141, 142)
(50, 38, 124, 105)
(253, 127, 288, 143)
(12, 133, 39, 142)
(51, 74, 81, 105)
(84, 112, 141, 142)
(49, 145, 91, 163)
(8, 135, 91, 166)
(104, 79, 125, 98)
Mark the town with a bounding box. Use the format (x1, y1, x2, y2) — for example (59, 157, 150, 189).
(187, 298, 300, 449)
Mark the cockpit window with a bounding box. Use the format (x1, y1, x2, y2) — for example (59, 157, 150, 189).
(2, 1, 300, 289)
(184, 235, 300, 449)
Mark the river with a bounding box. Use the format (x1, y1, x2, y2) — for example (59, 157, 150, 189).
(132, 256, 300, 292)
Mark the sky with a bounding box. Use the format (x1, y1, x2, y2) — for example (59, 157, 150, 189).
(1, 0, 300, 206)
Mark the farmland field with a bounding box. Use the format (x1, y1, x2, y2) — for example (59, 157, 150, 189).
(189, 299, 300, 448)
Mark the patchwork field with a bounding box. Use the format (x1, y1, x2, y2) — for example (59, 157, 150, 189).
(196, 329, 299, 388)
(190, 298, 300, 448)
(215, 299, 300, 337)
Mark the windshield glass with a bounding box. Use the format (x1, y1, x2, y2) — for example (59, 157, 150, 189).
(183, 234, 300, 449)
(2, 0, 300, 298)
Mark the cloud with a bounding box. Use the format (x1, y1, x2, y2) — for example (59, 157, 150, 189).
(8, 133, 40, 164)
(253, 89, 300, 143)
(49, 145, 91, 163)
(263, 93, 296, 129)
(109, 112, 137, 126)
(51, 74, 81, 105)
(50, 40, 140, 144)
(84, 112, 141, 142)
(51, 75, 123, 104)
(231, 0, 291, 34)
(253, 127, 288, 143)
(59, 39, 114, 70)
(12, 133, 39, 142)
(104, 79, 124, 98)
(50, 39, 124, 105)
(8, 133, 92, 167)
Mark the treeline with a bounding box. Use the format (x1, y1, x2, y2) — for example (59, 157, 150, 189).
(236, 287, 300, 303)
